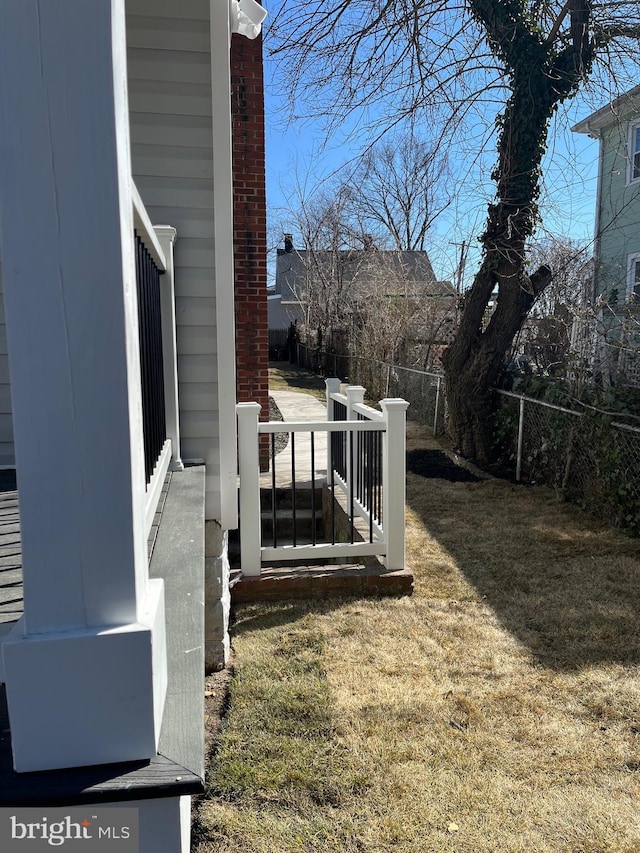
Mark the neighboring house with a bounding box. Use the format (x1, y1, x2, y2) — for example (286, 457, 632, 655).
(267, 235, 307, 330)
(269, 235, 455, 333)
(0, 2, 266, 851)
(269, 236, 456, 370)
(573, 86, 640, 385)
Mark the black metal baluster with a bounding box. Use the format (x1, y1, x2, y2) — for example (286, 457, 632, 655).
(134, 232, 166, 486)
(291, 432, 296, 547)
(374, 431, 380, 523)
(357, 421, 362, 504)
(147, 249, 159, 468)
(331, 438, 336, 545)
(377, 431, 383, 523)
(349, 427, 354, 544)
(271, 433, 277, 548)
(368, 430, 374, 542)
(311, 432, 316, 546)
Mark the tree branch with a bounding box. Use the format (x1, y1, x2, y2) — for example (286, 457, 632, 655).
(594, 22, 640, 44)
(545, 0, 572, 44)
(530, 264, 553, 297)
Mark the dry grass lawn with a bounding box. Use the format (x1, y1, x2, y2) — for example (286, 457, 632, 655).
(193, 368, 640, 853)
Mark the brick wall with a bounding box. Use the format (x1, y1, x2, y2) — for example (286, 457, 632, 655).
(231, 28, 269, 468)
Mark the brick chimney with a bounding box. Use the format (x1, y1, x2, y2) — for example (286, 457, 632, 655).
(230, 20, 269, 468)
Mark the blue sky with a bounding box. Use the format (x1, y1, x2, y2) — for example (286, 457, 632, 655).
(262, 42, 602, 289)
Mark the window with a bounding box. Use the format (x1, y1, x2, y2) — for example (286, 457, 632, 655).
(629, 121, 640, 183)
(627, 254, 640, 301)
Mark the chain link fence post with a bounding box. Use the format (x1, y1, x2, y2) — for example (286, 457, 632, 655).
(516, 395, 525, 483)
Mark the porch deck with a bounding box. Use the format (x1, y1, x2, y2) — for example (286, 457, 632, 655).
(0, 466, 206, 806)
(0, 471, 171, 626)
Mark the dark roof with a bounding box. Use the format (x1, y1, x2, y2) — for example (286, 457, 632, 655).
(274, 248, 453, 301)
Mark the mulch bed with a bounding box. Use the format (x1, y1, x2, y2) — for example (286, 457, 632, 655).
(406, 449, 482, 483)
(268, 396, 289, 457)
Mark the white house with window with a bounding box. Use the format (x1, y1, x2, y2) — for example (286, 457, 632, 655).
(573, 85, 640, 385)
(627, 116, 640, 185)
(628, 252, 640, 302)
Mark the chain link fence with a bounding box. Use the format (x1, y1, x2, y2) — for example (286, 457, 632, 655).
(293, 343, 640, 533)
(296, 344, 446, 434)
(296, 343, 352, 387)
(493, 390, 640, 533)
(386, 365, 446, 436)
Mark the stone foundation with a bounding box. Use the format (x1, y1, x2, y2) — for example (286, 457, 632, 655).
(204, 520, 231, 672)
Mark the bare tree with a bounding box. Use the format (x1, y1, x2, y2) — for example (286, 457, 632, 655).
(515, 237, 591, 377)
(523, 237, 640, 391)
(348, 251, 458, 377)
(267, 0, 640, 460)
(347, 132, 452, 252)
(286, 184, 363, 343)
(279, 180, 457, 376)
(278, 131, 455, 354)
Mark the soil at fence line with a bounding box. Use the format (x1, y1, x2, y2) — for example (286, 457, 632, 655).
(269, 396, 289, 457)
(203, 667, 233, 757)
(406, 449, 482, 483)
(482, 459, 519, 483)
(191, 666, 233, 848)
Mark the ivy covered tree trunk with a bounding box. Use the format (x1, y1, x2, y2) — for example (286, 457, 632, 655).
(442, 0, 594, 460)
(443, 255, 550, 459)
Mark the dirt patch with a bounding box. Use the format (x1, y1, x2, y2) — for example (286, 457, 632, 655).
(203, 666, 233, 758)
(406, 448, 482, 482)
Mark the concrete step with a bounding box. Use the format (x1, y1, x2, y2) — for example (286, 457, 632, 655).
(261, 508, 323, 540)
(260, 486, 324, 512)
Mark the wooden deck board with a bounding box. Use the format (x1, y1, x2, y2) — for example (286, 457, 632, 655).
(0, 689, 203, 806)
(150, 465, 206, 781)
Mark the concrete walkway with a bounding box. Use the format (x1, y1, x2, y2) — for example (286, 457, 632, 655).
(263, 391, 328, 489)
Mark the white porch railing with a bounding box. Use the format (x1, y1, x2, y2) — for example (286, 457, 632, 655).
(132, 182, 182, 540)
(237, 381, 409, 577)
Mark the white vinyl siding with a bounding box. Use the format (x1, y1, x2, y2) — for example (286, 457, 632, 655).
(627, 253, 640, 301)
(0, 3, 227, 488)
(127, 1, 223, 519)
(628, 120, 640, 184)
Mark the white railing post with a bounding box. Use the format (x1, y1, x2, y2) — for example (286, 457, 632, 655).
(154, 225, 183, 471)
(346, 386, 366, 512)
(236, 402, 262, 576)
(325, 378, 341, 477)
(326, 377, 341, 420)
(345, 386, 365, 414)
(381, 398, 410, 571)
